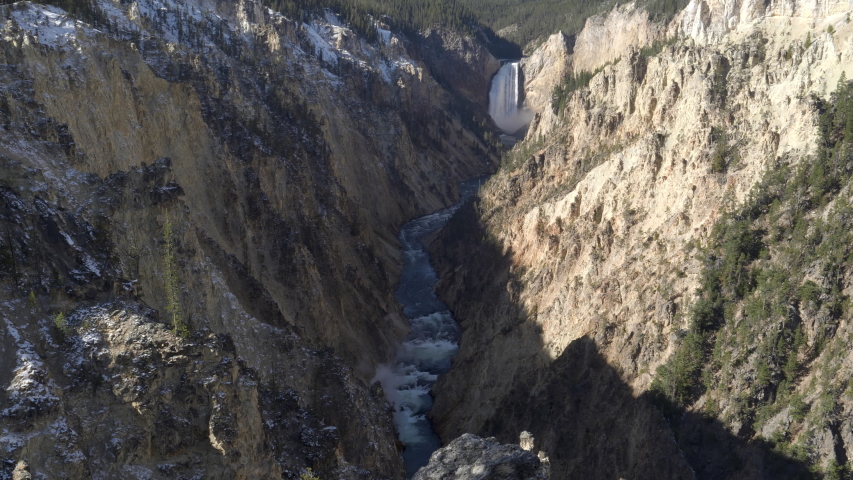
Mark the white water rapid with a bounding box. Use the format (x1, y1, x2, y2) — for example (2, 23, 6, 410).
(373, 177, 485, 478)
(488, 61, 531, 135)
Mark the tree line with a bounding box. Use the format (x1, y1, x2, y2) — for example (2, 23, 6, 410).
(11, 0, 688, 59)
(264, 0, 478, 40)
(455, 0, 688, 51)
(264, 0, 689, 56)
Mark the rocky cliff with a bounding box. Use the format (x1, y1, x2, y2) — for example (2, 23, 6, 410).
(417, 27, 502, 112)
(413, 433, 550, 480)
(0, 0, 499, 478)
(519, 32, 571, 117)
(520, 3, 670, 137)
(431, 0, 853, 477)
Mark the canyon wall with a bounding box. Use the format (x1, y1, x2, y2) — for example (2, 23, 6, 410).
(432, 0, 853, 477)
(0, 0, 498, 478)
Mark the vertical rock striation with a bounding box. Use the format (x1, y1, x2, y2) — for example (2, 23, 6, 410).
(0, 0, 500, 478)
(430, 0, 853, 477)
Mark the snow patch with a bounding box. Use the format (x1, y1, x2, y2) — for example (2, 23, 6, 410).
(61, 232, 75, 246)
(378, 28, 392, 45)
(82, 254, 102, 277)
(2, 319, 59, 418)
(10, 3, 85, 48)
(303, 21, 338, 64)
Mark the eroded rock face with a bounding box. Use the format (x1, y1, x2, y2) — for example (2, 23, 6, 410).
(417, 28, 502, 112)
(573, 3, 668, 73)
(430, 0, 853, 477)
(1, 300, 410, 479)
(0, 0, 498, 478)
(519, 32, 571, 116)
(412, 434, 549, 480)
(3, 304, 280, 478)
(678, 0, 851, 44)
(521, 4, 668, 136)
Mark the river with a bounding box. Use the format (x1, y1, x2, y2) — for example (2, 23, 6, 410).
(374, 177, 486, 478)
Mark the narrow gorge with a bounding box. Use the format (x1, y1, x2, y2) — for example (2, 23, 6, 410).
(0, 0, 500, 478)
(5, 0, 853, 477)
(375, 177, 485, 478)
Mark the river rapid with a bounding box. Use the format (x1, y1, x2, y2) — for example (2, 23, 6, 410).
(374, 177, 486, 478)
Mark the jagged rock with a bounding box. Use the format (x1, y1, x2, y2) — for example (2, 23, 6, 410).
(678, 0, 850, 44)
(12, 461, 31, 480)
(412, 434, 549, 480)
(572, 3, 667, 73)
(0, 0, 498, 478)
(429, 0, 853, 477)
(520, 32, 572, 116)
(521, 4, 668, 137)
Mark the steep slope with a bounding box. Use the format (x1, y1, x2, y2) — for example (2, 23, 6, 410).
(0, 0, 499, 478)
(429, 0, 853, 477)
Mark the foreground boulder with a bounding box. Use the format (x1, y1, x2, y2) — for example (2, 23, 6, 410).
(413, 434, 549, 480)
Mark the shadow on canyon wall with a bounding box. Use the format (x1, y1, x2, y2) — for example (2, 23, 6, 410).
(429, 197, 816, 480)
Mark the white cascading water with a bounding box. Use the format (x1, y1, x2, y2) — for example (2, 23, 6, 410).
(373, 178, 486, 479)
(488, 61, 531, 134)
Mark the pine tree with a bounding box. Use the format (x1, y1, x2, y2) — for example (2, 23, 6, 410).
(163, 210, 189, 338)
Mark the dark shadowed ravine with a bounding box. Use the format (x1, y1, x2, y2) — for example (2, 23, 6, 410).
(374, 177, 486, 478)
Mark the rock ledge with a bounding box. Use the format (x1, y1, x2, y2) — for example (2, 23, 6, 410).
(413, 433, 549, 480)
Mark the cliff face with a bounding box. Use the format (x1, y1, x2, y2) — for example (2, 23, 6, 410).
(0, 0, 498, 478)
(417, 27, 502, 112)
(518, 32, 571, 117)
(573, 2, 669, 73)
(679, 0, 852, 45)
(521, 3, 669, 137)
(431, 0, 853, 477)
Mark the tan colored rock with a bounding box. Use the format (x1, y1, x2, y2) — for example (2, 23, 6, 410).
(573, 3, 666, 73)
(430, 0, 853, 476)
(520, 4, 666, 137)
(679, 0, 852, 44)
(520, 32, 571, 115)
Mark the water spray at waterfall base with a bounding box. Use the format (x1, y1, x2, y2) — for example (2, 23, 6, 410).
(488, 61, 533, 139)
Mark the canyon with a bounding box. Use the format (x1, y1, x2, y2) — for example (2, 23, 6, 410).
(0, 0, 498, 478)
(4, 0, 853, 477)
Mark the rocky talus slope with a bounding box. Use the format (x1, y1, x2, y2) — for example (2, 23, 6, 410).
(431, 0, 853, 477)
(0, 0, 499, 478)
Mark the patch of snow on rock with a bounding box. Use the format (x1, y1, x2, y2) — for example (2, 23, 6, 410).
(303, 21, 338, 64)
(2, 319, 59, 418)
(10, 3, 85, 48)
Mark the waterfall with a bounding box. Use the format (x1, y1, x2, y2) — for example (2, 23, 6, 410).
(488, 61, 530, 135)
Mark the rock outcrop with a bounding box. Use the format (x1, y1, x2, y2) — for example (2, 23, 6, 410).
(5, 304, 280, 478)
(678, 0, 851, 45)
(573, 2, 668, 73)
(519, 32, 571, 116)
(520, 3, 669, 137)
(417, 28, 502, 112)
(412, 433, 549, 480)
